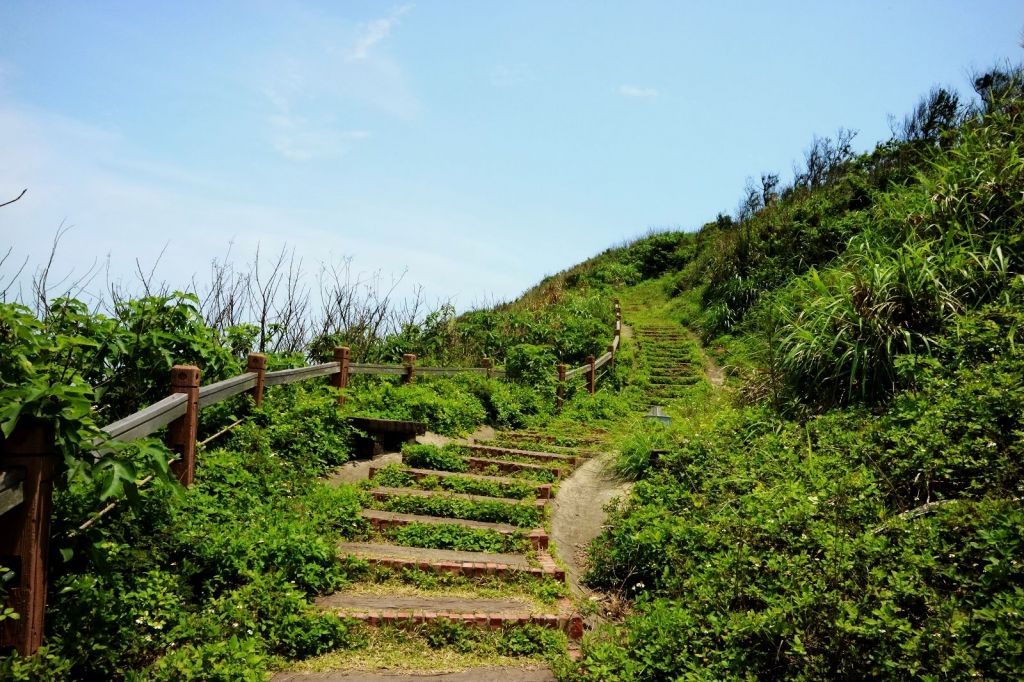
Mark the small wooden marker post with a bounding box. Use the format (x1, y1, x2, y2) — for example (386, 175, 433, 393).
(246, 352, 267, 407)
(167, 365, 200, 487)
(332, 346, 350, 406)
(482, 357, 493, 379)
(556, 364, 567, 412)
(402, 354, 417, 384)
(0, 419, 58, 656)
(587, 355, 597, 394)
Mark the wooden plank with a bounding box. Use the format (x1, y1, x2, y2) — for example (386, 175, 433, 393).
(348, 364, 406, 376)
(0, 467, 25, 516)
(417, 367, 489, 376)
(197, 372, 257, 409)
(264, 362, 340, 386)
(101, 393, 188, 442)
(612, 336, 620, 351)
(349, 417, 427, 436)
(564, 365, 589, 380)
(594, 351, 613, 369)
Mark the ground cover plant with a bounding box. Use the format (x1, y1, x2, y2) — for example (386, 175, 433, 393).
(371, 463, 541, 500)
(371, 493, 545, 529)
(378, 522, 530, 554)
(571, 65, 1024, 681)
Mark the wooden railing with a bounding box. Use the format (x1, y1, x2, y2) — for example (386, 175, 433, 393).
(0, 299, 617, 655)
(555, 300, 622, 411)
(0, 347, 502, 656)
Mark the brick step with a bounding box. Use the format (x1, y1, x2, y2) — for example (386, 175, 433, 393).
(367, 486, 549, 510)
(485, 441, 601, 459)
(317, 594, 583, 639)
(461, 444, 581, 465)
(369, 465, 553, 499)
(467, 457, 564, 479)
(498, 432, 604, 446)
(338, 542, 565, 580)
(361, 509, 549, 549)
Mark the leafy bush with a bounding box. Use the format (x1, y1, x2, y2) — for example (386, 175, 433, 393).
(373, 493, 544, 528)
(347, 379, 487, 435)
(401, 443, 469, 472)
(382, 522, 528, 553)
(373, 464, 539, 500)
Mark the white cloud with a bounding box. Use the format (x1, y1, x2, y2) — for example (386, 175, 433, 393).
(266, 107, 371, 161)
(619, 84, 659, 98)
(347, 4, 413, 62)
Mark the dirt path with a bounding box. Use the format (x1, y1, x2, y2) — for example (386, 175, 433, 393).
(550, 451, 632, 595)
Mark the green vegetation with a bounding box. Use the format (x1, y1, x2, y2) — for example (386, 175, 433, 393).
(400, 443, 470, 472)
(372, 463, 541, 500)
(380, 522, 530, 554)
(4, 54, 1023, 682)
(372, 493, 544, 529)
(567, 65, 1024, 680)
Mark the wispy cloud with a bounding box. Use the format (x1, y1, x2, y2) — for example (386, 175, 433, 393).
(490, 63, 535, 88)
(347, 4, 413, 62)
(265, 94, 372, 162)
(619, 84, 659, 98)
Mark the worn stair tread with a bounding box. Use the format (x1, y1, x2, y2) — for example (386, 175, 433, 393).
(271, 666, 558, 682)
(461, 444, 579, 463)
(318, 593, 534, 614)
(361, 508, 521, 534)
(373, 465, 552, 490)
(467, 457, 562, 476)
(338, 541, 532, 567)
(368, 486, 546, 507)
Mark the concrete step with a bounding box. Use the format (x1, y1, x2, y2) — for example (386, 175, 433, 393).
(368, 465, 553, 499)
(360, 509, 549, 549)
(367, 486, 549, 510)
(460, 444, 581, 465)
(316, 593, 583, 639)
(467, 457, 564, 479)
(337, 541, 564, 580)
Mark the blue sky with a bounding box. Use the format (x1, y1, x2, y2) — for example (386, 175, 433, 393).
(1, 1, 1021, 309)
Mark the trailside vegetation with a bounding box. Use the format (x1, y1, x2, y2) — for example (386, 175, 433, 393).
(570, 63, 1024, 680)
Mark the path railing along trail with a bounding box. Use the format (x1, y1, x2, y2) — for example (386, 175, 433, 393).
(0, 301, 622, 656)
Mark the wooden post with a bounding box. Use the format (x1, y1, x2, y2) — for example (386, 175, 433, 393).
(402, 354, 417, 384)
(332, 346, 350, 406)
(246, 353, 267, 407)
(167, 365, 200, 487)
(608, 343, 616, 372)
(587, 355, 596, 394)
(556, 364, 567, 412)
(482, 357, 492, 379)
(0, 419, 58, 656)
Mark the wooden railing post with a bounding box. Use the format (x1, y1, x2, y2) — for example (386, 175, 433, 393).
(332, 346, 350, 406)
(556, 364, 567, 412)
(167, 365, 200, 487)
(608, 343, 616, 372)
(246, 353, 267, 407)
(402, 354, 417, 384)
(0, 419, 58, 656)
(482, 357, 492, 379)
(587, 355, 596, 394)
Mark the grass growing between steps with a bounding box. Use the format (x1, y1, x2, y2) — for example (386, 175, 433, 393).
(376, 522, 532, 554)
(372, 464, 542, 500)
(340, 568, 568, 607)
(371, 493, 545, 528)
(280, 622, 571, 675)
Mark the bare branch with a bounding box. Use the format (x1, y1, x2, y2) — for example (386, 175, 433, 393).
(0, 189, 26, 209)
